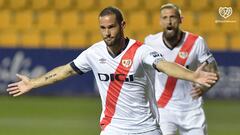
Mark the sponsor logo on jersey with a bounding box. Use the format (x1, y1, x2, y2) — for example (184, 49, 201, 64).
(99, 58, 106, 64)
(178, 52, 188, 59)
(121, 59, 132, 68)
(98, 73, 134, 82)
(150, 51, 161, 58)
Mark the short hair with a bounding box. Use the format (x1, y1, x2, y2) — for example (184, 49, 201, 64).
(99, 6, 124, 24)
(160, 3, 182, 18)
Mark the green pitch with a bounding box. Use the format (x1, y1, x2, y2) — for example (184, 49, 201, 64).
(0, 96, 239, 135)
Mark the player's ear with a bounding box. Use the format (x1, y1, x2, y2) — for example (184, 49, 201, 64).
(179, 16, 183, 24)
(121, 21, 126, 29)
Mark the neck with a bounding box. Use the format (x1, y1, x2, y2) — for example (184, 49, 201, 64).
(107, 37, 126, 57)
(163, 30, 183, 49)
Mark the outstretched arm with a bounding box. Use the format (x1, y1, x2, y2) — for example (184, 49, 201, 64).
(154, 60, 218, 87)
(7, 63, 77, 97)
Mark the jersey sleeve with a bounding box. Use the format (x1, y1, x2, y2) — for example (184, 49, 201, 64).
(144, 35, 151, 44)
(140, 45, 164, 67)
(71, 49, 92, 74)
(144, 34, 156, 45)
(196, 36, 216, 64)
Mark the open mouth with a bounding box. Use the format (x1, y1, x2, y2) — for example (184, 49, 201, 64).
(167, 26, 173, 30)
(166, 26, 175, 33)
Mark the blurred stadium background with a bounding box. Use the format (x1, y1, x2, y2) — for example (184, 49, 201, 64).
(0, 0, 240, 135)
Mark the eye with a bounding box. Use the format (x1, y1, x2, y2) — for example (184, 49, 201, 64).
(100, 26, 105, 29)
(162, 16, 167, 19)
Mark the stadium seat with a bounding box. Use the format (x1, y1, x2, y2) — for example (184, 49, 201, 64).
(212, 0, 233, 10)
(237, 0, 240, 11)
(124, 29, 134, 39)
(75, 0, 95, 11)
(230, 33, 240, 51)
(98, 0, 118, 9)
(59, 10, 82, 31)
(82, 11, 99, 32)
(167, 0, 187, 9)
(0, 9, 12, 30)
(66, 30, 89, 48)
(21, 30, 42, 48)
(0, 0, 6, 9)
(181, 11, 197, 33)
(189, 0, 209, 11)
(14, 10, 34, 31)
(8, 0, 29, 10)
(150, 11, 163, 32)
(207, 33, 228, 51)
(42, 30, 65, 48)
(53, 0, 73, 11)
(128, 10, 149, 32)
(135, 29, 153, 43)
(31, 0, 51, 11)
(0, 30, 19, 47)
(144, 0, 163, 11)
(119, 0, 140, 11)
(219, 13, 240, 33)
(89, 32, 102, 45)
(36, 10, 58, 31)
(197, 12, 219, 33)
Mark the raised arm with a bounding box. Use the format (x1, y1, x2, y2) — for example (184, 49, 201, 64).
(7, 63, 77, 97)
(155, 60, 218, 87)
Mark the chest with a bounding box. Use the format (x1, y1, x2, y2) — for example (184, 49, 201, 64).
(90, 50, 144, 80)
(153, 43, 199, 69)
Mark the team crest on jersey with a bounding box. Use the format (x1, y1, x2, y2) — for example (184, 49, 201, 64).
(178, 51, 188, 59)
(121, 59, 132, 68)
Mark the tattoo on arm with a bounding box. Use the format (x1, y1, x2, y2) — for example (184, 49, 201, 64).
(45, 73, 57, 80)
(203, 61, 218, 74)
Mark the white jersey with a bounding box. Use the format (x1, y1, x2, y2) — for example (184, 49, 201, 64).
(71, 39, 163, 133)
(145, 32, 215, 111)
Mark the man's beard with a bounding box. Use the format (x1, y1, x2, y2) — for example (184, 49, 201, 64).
(104, 33, 122, 47)
(163, 28, 178, 41)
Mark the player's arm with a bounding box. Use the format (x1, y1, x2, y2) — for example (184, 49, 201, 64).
(154, 60, 218, 87)
(191, 61, 220, 98)
(7, 63, 77, 97)
(202, 61, 219, 77)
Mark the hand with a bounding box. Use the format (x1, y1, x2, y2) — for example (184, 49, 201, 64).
(7, 74, 34, 97)
(190, 83, 207, 99)
(193, 62, 218, 87)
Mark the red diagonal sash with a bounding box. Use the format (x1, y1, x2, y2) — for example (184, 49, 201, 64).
(100, 41, 142, 130)
(157, 33, 198, 108)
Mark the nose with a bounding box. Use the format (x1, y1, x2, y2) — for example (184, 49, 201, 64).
(167, 18, 172, 25)
(105, 29, 111, 37)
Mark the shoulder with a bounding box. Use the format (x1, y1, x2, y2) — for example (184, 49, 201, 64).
(84, 40, 105, 53)
(196, 35, 206, 43)
(89, 40, 105, 49)
(144, 32, 163, 44)
(138, 43, 159, 55)
(185, 32, 210, 53)
(187, 32, 205, 44)
(194, 34, 208, 47)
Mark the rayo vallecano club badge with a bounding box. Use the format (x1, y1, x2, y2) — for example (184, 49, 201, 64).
(178, 52, 188, 59)
(122, 59, 132, 68)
